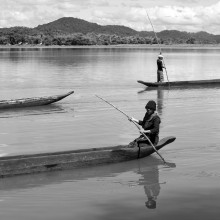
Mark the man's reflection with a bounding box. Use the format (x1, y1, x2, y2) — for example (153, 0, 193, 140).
(137, 157, 176, 209)
(144, 180, 160, 209)
(138, 165, 160, 209)
(157, 88, 164, 115)
(137, 88, 164, 115)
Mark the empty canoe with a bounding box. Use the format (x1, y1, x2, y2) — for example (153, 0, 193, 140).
(0, 91, 74, 109)
(0, 136, 176, 177)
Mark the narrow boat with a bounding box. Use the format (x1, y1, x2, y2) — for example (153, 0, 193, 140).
(0, 156, 171, 192)
(137, 79, 220, 88)
(0, 91, 74, 109)
(0, 136, 176, 177)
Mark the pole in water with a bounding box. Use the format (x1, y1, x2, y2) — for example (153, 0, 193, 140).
(95, 95, 167, 164)
(163, 63, 170, 88)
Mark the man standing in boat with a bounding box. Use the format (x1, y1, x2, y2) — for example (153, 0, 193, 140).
(129, 100, 161, 146)
(157, 54, 165, 82)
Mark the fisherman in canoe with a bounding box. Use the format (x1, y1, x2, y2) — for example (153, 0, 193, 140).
(129, 100, 161, 147)
(157, 54, 165, 82)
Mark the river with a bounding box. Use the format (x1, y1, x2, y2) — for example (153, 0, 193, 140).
(0, 45, 220, 219)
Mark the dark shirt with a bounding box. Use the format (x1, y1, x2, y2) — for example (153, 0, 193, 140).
(138, 113, 161, 144)
(139, 113, 160, 135)
(157, 59, 163, 71)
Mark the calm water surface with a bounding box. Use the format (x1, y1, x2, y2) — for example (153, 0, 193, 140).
(0, 46, 220, 219)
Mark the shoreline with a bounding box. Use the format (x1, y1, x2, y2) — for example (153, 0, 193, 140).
(1, 44, 220, 49)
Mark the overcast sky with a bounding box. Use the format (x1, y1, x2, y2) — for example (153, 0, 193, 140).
(1, 0, 220, 34)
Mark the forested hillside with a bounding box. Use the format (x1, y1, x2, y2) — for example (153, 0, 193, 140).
(0, 17, 220, 46)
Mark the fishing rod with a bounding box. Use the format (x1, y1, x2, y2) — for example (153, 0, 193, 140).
(145, 9, 161, 54)
(145, 9, 170, 86)
(95, 95, 167, 164)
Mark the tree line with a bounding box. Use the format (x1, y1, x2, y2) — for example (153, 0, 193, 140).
(0, 31, 204, 46)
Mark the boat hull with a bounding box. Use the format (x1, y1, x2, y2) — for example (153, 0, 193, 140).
(0, 136, 176, 177)
(137, 79, 220, 88)
(0, 91, 74, 109)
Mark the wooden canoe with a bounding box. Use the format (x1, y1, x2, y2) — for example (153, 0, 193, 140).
(0, 156, 169, 192)
(0, 91, 74, 109)
(0, 136, 176, 177)
(137, 79, 220, 88)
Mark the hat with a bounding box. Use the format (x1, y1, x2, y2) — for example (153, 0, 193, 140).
(158, 54, 163, 58)
(145, 100, 156, 111)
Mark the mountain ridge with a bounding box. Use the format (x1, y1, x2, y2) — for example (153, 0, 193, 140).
(34, 17, 220, 42)
(1, 17, 220, 45)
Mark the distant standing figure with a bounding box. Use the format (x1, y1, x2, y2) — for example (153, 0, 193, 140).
(157, 54, 165, 82)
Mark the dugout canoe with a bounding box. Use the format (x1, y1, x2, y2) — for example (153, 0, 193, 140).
(0, 91, 74, 109)
(0, 156, 171, 192)
(137, 79, 220, 88)
(0, 136, 176, 177)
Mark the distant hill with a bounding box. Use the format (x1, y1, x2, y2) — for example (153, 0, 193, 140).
(157, 30, 220, 44)
(1, 17, 220, 45)
(35, 17, 140, 36)
(193, 31, 220, 43)
(34, 17, 220, 43)
(36, 17, 101, 35)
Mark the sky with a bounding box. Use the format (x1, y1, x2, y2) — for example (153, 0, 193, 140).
(1, 0, 220, 34)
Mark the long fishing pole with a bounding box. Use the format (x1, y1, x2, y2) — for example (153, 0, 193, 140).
(145, 9, 170, 86)
(95, 95, 167, 164)
(145, 9, 161, 54)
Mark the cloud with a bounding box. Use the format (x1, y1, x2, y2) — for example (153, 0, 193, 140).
(150, 3, 220, 33)
(90, 2, 220, 34)
(91, 0, 110, 7)
(0, 0, 220, 34)
(0, 0, 88, 27)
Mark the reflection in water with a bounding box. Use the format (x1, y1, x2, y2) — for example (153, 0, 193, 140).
(137, 88, 164, 115)
(140, 168, 160, 209)
(137, 157, 163, 209)
(0, 157, 176, 219)
(157, 89, 164, 115)
(0, 104, 69, 118)
(0, 156, 175, 190)
(139, 161, 176, 209)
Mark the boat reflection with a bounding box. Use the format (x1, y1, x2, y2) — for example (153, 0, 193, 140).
(0, 104, 72, 118)
(0, 156, 175, 209)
